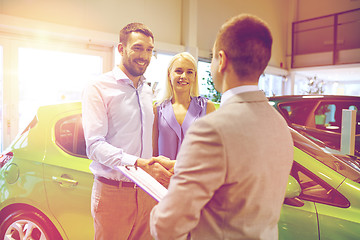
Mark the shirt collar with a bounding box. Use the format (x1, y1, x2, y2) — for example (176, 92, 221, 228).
(112, 66, 146, 87)
(220, 85, 259, 106)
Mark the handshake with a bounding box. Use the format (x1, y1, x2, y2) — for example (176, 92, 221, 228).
(136, 156, 176, 187)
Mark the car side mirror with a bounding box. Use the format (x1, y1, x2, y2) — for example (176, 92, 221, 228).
(284, 176, 304, 207)
(285, 175, 301, 198)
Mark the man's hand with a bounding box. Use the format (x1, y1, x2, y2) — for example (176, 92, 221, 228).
(149, 156, 176, 174)
(136, 158, 173, 187)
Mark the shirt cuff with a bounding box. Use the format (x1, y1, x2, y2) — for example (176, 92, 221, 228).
(122, 153, 139, 166)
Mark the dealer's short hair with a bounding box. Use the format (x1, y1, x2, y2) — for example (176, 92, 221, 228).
(214, 14, 272, 77)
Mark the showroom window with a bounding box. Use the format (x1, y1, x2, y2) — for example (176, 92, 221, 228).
(259, 74, 284, 97)
(198, 60, 212, 97)
(293, 75, 360, 95)
(144, 53, 174, 100)
(0, 34, 112, 150)
(18, 48, 104, 131)
(197, 60, 286, 101)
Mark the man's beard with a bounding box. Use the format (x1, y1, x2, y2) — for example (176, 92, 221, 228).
(123, 56, 148, 77)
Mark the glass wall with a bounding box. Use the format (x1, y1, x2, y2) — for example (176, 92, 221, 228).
(259, 74, 284, 97)
(144, 53, 174, 100)
(18, 48, 103, 131)
(293, 74, 360, 96)
(339, 83, 360, 95)
(198, 60, 212, 97)
(198, 60, 286, 100)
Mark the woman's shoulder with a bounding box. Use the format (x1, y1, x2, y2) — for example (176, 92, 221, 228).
(155, 99, 172, 112)
(193, 96, 216, 111)
(193, 96, 209, 108)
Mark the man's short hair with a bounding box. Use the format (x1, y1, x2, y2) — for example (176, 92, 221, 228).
(119, 22, 154, 45)
(214, 14, 272, 77)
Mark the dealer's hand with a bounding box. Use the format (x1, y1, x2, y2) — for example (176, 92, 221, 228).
(149, 156, 176, 174)
(136, 158, 173, 187)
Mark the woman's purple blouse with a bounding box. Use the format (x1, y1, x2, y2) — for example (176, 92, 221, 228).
(157, 96, 208, 159)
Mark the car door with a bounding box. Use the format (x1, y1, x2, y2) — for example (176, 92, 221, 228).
(280, 157, 360, 240)
(315, 177, 360, 239)
(43, 113, 94, 240)
(279, 201, 318, 239)
(316, 202, 360, 239)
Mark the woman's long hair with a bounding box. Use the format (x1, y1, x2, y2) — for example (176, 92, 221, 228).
(157, 52, 199, 104)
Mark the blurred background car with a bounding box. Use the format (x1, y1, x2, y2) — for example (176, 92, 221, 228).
(0, 102, 360, 239)
(269, 95, 360, 157)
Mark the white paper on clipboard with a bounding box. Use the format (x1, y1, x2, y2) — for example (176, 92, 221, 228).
(117, 165, 168, 202)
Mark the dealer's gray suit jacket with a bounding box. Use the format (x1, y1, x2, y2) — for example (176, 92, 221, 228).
(150, 90, 294, 240)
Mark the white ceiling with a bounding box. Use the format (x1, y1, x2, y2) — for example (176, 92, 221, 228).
(293, 64, 360, 83)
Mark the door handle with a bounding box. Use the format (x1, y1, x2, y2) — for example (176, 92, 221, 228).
(52, 175, 78, 188)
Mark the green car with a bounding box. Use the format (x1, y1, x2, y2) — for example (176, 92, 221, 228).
(0, 102, 360, 239)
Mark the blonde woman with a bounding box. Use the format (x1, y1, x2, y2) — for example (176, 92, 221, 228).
(153, 52, 216, 160)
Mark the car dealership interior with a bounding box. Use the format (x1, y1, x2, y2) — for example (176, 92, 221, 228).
(0, 0, 358, 150)
(0, 0, 360, 239)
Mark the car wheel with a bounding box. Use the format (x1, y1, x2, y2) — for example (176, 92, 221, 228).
(0, 210, 56, 240)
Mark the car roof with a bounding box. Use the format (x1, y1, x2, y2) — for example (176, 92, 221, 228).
(37, 101, 81, 115)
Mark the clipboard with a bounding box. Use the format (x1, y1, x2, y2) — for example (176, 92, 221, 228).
(117, 165, 168, 202)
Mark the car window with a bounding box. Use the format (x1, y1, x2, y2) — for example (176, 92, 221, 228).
(291, 161, 350, 208)
(314, 104, 339, 131)
(314, 101, 360, 134)
(55, 114, 87, 158)
(291, 128, 360, 182)
(279, 101, 317, 125)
